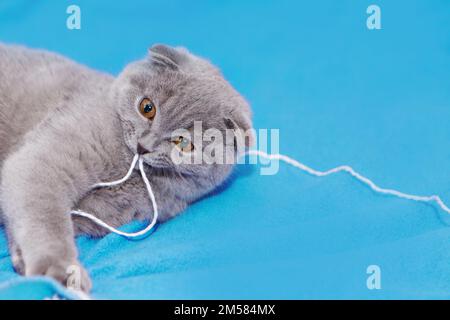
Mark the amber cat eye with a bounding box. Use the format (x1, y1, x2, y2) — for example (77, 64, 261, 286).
(173, 136, 194, 153)
(139, 98, 156, 120)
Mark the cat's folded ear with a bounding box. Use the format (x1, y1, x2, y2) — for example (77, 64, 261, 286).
(225, 113, 255, 150)
(149, 44, 222, 76)
(148, 44, 190, 70)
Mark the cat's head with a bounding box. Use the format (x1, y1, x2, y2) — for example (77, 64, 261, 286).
(112, 44, 253, 201)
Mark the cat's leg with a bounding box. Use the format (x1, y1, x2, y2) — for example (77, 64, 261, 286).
(1, 145, 94, 292)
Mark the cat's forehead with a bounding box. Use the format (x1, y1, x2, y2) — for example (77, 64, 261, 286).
(124, 56, 241, 105)
(157, 90, 226, 132)
(153, 72, 230, 98)
(146, 72, 237, 109)
(121, 58, 249, 132)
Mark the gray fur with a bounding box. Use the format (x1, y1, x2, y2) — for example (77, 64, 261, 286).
(0, 43, 252, 292)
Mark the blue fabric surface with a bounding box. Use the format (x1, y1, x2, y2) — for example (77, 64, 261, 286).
(0, 0, 450, 299)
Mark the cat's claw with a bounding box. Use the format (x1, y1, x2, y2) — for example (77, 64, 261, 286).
(11, 251, 25, 275)
(25, 257, 92, 293)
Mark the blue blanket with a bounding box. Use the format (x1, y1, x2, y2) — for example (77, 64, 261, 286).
(1, 0, 450, 299)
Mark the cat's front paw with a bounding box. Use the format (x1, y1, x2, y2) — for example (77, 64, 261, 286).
(25, 257, 92, 293)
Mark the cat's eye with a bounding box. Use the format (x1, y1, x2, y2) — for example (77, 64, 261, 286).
(139, 98, 157, 120)
(173, 136, 194, 153)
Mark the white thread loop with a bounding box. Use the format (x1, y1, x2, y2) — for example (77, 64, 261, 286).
(91, 155, 139, 189)
(70, 155, 159, 240)
(247, 150, 450, 215)
(71, 150, 450, 241)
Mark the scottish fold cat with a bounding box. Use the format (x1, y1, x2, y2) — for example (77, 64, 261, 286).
(0, 43, 252, 292)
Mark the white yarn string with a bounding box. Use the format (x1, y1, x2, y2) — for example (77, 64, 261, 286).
(91, 154, 139, 189)
(247, 150, 450, 215)
(70, 150, 450, 240)
(70, 155, 159, 240)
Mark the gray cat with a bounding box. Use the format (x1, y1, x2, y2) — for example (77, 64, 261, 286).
(0, 43, 252, 292)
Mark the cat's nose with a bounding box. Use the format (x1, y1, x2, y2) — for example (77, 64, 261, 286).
(137, 143, 150, 155)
